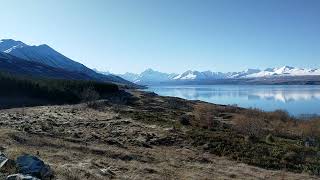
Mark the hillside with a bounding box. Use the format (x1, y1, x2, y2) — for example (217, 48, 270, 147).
(0, 72, 120, 109)
(0, 39, 136, 87)
(0, 90, 319, 179)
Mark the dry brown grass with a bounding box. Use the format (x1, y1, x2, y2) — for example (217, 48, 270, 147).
(232, 108, 320, 141)
(193, 104, 218, 129)
(296, 118, 320, 138)
(0, 91, 319, 179)
(233, 115, 265, 138)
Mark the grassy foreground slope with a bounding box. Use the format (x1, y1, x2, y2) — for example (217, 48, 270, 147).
(0, 89, 319, 179)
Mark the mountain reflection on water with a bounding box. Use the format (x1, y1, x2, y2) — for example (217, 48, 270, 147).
(146, 85, 320, 116)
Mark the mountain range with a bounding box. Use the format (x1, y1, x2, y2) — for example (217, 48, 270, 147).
(1, 39, 319, 86)
(118, 67, 320, 85)
(0, 39, 135, 87)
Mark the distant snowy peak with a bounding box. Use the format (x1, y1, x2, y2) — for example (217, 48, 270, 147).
(118, 66, 320, 84)
(118, 72, 140, 83)
(173, 70, 229, 80)
(174, 70, 197, 80)
(246, 66, 320, 78)
(118, 69, 178, 84)
(138, 69, 178, 82)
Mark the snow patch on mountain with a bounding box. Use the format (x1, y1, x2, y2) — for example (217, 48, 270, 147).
(118, 69, 178, 84)
(119, 66, 320, 84)
(246, 66, 320, 78)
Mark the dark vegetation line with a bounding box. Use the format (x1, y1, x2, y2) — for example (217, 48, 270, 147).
(0, 72, 119, 108)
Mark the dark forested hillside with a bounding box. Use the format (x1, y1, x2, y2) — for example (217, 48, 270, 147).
(0, 72, 119, 108)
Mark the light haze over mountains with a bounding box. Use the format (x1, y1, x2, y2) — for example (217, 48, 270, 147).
(117, 67, 320, 85)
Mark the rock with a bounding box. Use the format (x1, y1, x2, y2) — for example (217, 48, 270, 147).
(6, 173, 40, 180)
(0, 153, 9, 169)
(16, 155, 53, 180)
(304, 137, 317, 147)
(99, 167, 116, 177)
(202, 143, 210, 150)
(0, 146, 7, 152)
(0, 152, 16, 174)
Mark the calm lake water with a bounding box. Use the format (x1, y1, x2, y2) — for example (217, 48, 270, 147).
(146, 85, 320, 116)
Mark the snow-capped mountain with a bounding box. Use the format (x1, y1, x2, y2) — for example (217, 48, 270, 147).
(118, 69, 178, 84)
(172, 66, 320, 80)
(173, 70, 230, 80)
(230, 69, 261, 78)
(0, 52, 93, 80)
(0, 39, 136, 86)
(246, 66, 320, 78)
(118, 66, 320, 85)
(119, 72, 140, 83)
(0, 39, 87, 72)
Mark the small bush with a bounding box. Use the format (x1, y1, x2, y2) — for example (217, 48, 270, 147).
(233, 115, 265, 138)
(193, 104, 218, 129)
(266, 134, 275, 144)
(179, 114, 192, 126)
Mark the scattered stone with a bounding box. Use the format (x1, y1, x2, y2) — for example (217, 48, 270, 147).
(16, 155, 53, 179)
(144, 168, 157, 174)
(0, 153, 9, 169)
(6, 173, 40, 180)
(0, 153, 16, 174)
(202, 143, 210, 150)
(304, 137, 317, 147)
(99, 167, 115, 177)
(0, 146, 7, 152)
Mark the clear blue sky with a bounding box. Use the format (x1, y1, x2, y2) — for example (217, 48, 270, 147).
(1, 0, 319, 73)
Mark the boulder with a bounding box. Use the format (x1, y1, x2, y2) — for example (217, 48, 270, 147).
(16, 155, 53, 180)
(6, 173, 40, 180)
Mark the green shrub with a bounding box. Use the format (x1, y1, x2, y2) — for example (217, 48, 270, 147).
(266, 134, 275, 144)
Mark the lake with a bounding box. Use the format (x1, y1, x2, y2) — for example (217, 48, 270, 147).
(146, 85, 320, 116)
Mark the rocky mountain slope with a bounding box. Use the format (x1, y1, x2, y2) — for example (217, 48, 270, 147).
(0, 52, 93, 80)
(0, 39, 135, 86)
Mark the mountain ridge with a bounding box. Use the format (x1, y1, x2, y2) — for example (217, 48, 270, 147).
(117, 66, 320, 85)
(0, 39, 137, 87)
